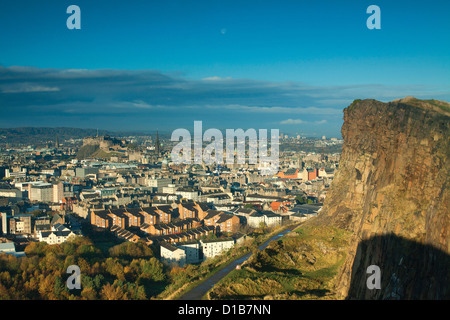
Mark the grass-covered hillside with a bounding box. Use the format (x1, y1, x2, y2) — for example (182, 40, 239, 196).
(206, 225, 352, 300)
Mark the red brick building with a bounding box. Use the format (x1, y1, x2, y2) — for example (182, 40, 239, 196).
(277, 168, 299, 179)
(203, 210, 240, 233)
(178, 202, 210, 220)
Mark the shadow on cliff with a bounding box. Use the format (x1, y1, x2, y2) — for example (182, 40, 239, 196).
(346, 234, 449, 300)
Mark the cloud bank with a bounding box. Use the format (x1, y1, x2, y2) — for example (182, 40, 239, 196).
(1, 66, 448, 137)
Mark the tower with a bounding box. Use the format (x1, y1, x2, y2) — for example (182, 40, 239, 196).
(297, 153, 303, 170)
(155, 130, 161, 155)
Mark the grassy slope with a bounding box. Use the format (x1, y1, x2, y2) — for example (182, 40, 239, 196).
(206, 224, 352, 300)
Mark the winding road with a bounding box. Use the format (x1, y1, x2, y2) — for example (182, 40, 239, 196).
(178, 223, 301, 300)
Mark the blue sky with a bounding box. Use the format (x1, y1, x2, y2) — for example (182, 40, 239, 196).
(0, 0, 449, 137)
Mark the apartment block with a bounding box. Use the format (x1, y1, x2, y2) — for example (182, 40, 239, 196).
(200, 238, 235, 260)
(1, 213, 32, 235)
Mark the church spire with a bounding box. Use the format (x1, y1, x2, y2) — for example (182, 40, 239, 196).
(155, 129, 161, 155)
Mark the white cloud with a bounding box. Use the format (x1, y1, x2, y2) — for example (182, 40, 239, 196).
(213, 104, 342, 115)
(280, 119, 328, 125)
(2, 85, 60, 93)
(280, 119, 304, 125)
(202, 76, 232, 81)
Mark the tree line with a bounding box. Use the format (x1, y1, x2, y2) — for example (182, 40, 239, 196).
(0, 237, 168, 300)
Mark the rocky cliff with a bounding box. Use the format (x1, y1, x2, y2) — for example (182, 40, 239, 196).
(308, 97, 450, 299)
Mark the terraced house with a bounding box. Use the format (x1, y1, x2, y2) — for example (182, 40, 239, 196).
(178, 201, 210, 220)
(90, 206, 171, 229)
(202, 210, 240, 233)
(90, 202, 241, 248)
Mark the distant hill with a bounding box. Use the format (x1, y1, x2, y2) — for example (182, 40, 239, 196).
(76, 135, 127, 159)
(0, 127, 160, 147)
(0, 127, 111, 146)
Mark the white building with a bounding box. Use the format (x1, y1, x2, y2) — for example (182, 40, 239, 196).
(247, 211, 282, 228)
(147, 178, 172, 192)
(37, 230, 77, 245)
(200, 238, 235, 260)
(0, 188, 23, 199)
(29, 183, 53, 202)
(204, 193, 232, 205)
(176, 241, 202, 264)
(261, 211, 283, 227)
(160, 242, 186, 266)
(247, 212, 265, 228)
(36, 222, 80, 245)
(175, 187, 200, 201)
(5, 168, 27, 179)
(162, 184, 178, 194)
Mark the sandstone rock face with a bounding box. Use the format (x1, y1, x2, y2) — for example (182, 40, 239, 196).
(310, 97, 449, 299)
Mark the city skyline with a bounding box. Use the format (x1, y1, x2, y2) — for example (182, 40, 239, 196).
(1, 0, 449, 137)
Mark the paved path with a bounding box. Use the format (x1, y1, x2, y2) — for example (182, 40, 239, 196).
(178, 223, 300, 300)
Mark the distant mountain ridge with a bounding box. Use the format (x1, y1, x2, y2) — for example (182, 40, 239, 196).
(0, 127, 160, 146)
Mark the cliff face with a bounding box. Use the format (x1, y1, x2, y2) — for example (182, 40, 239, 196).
(309, 97, 450, 299)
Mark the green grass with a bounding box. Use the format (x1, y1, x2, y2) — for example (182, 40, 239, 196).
(348, 99, 362, 112)
(424, 99, 450, 113)
(158, 223, 299, 300)
(206, 225, 352, 300)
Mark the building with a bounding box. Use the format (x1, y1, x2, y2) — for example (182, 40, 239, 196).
(202, 210, 240, 233)
(176, 240, 202, 264)
(0, 240, 26, 257)
(153, 205, 172, 224)
(144, 218, 201, 236)
(1, 213, 32, 235)
(178, 202, 210, 220)
(29, 183, 53, 202)
(5, 168, 27, 180)
(245, 194, 285, 203)
(160, 242, 186, 266)
(105, 209, 128, 229)
(37, 230, 77, 245)
(246, 211, 282, 228)
(287, 204, 321, 222)
(110, 225, 140, 242)
(121, 209, 143, 227)
(90, 210, 112, 229)
(215, 213, 240, 233)
(75, 167, 99, 178)
(307, 168, 319, 181)
(53, 182, 74, 203)
(247, 212, 265, 228)
(154, 130, 161, 155)
(137, 207, 159, 225)
(62, 196, 78, 211)
(200, 238, 235, 260)
(147, 178, 172, 192)
(0, 187, 23, 200)
(147, 225, 215, 245)
(162, 184, 178, 194)
(175, 186, 200, 201)
(277, 168, 300, 179)
(270, 199, 293, 214)
(205, 193, 232, 205)
(90, 206, 164, 229)
(260, 211, 283, 227)
(232, 207, 256, 224)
